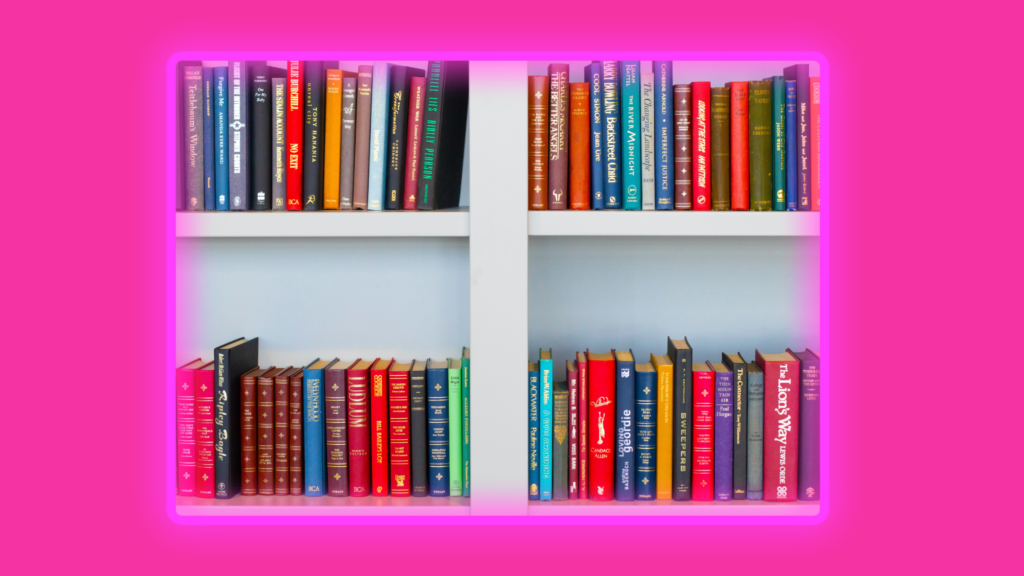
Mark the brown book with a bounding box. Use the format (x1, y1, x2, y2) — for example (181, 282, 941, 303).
(352, 65, 373, 210)
(528, 75, 549, 210)
(274, 367, 299, 495)
(288, 368, 305, 495)
(257, 367, 285, 494)
(710, 87, 731, 210)
(241, 367, 270, 496)
(339, 77, 358, 210)
(547, 64, 569, 210)
(569, 82, 591, 209)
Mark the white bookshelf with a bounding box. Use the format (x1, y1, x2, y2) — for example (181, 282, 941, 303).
(176, 207, 469, 238)
(528, 210, 819, 236)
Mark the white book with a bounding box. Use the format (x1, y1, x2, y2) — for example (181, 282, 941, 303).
(640, 73, 656, 210)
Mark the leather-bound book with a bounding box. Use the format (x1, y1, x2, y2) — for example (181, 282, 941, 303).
(640, 72, 655, 210)
(748, 80, 773, 211)
(547, 63, 569, 210)
(367, 62, 392, 211)
(538, 349, 553, 500)
(586, 350, 615, 501)
(250, 64, 272, 210)
(409, 360, 429, 496)
(323, 69, 344, 209)
(288, 369, 304, 495)
(710, 87, 731, 210)
(691, 82, 711, 211)
(746, 362, 764, 500)
(614, 350, 636, 501)
(728, 81, 750, 210)
(755, 350, 801, 501)
(370, 358, 392, 496)
(600, 61, 622, 208)
(770, 76, 787, 210)
(569, 82, 590, 210)
(416, 61, 469, 211)
(810, 77, 821, 211)
(789, 349, 820, 500)
(304, 359, 337, 496)
(181, 66, 204, 211)
(667, 337, 693, 500)
(272, 77, 288, 210)
(176, 359, 211, 495)
(426, 360, 450, 496)
(274, 367, 299, 495)
(286, 61, 304, 210)
(241, 367, 270, 495)
(650, 354, 674, 500)
(672, 84, 692, 209)
(301, 61, 325, 210)
(213, 337, 259, 499)
(566, 360, 580, 498)
(195, 364, 217, 497)
(528, 75, 549, 210)
(653, 61, 674, 209)
(575, 352, 588, 499)
(346, 359, 373, 496)
(257, 368, 285, 494)
(325, 360, 356, 497)
(783, 64, 811, 209)
(352, 65, 373, 209)
(785, 80, 798, 210)
(388, 362, 412, 496)
(585, 63, 604, 210)
(528, 362, 540, 499)
(385, 65, 425, 210)
(723, 353, 748, 500)
(619, 62, 641, 211)
(447, 358, 463, 495)
(552, 380, 569, 501)
(635, 362, 656, 500)
(403, 77, 427, 210)
(710, 361, 734, 501)
(339, 77, 358, 210)
(691, 362, 715, 501)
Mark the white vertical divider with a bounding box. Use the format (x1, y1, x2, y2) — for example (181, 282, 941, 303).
(469, 61, 528, 516)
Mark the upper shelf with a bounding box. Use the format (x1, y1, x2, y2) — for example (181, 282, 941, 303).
(176, 207, 470, 238)
(528, 211, 820, 237)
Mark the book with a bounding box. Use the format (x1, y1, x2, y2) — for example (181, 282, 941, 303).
(784, 64, 811, 210)
(346, 359, 373, 497)
(692, 82, 711, 211)
(389, 361, 412, 496)
(587, 350, 615, 501)
(810, 77, 821, 211)
(182, 66, 204, 211)
(723, 353, 748, 500)
(728, 81, 750, 210)
(274, 367, 298, 495)
(257, 367, 285, 494)
(748, 79, 773, 211)
(709, 87, 730, 210)
(403, 76, 427, 210)
(576, 351, 589, 499)
(288, 368, 304, 494)
(650, 353, 673, 500)
(528, 362, 540, 499)
(789, 349, 820, 500)
(461, 347, 471, 497)
(547, 63, 569, 210)
(426, 359, 450, 496)
(213, 67, 229, 210)
(176, 359, 210, 495)
(325, 360, 354, 497)
(213, 337, 259, 499)
(635, 362, 656, 500)
(614, 350, 636, 501)
(176, 60, 200, 210)
(195, 363, 216, 497)
(447, 358, 463, 495)
(410, 360, 429, 496)
(323, 69, 344, 210)
(569, 82, 591, 210)
(771, 76, 787, 211)
(672, 84, 692, 210)
(250, 64, 272, 211)
(691, 361, 714, 501)
(601, 61, 622, 209)
(241, 366, 269, 495)
(370, 357, 392, 496)
(640, 72, 655, 211)
(339, 77, 358, 210)
(304, 359, 335, 496)
(227, 61, 249, 210)
(203, 68, 215, 210)
(755, 350, 801, 501)
(785, 80, 798, 211)
(566, 360, 580, 498)
(586, 63, 604, 210)
(301, 61, 325, 210)
(710, 361, 734, 501)
(385, 65, 425, 210)
(620, 61, 641, 211)
(538, 349, 553, 500)
(272, 77, 288, 210)
(552, 380, 569, 500)
(667, 337, 693, 500)
(286, 61, 304, 210)
(747, 362, 764, 500)
(417, 61, 470, 211)
(528, 75, 549, 210)
(653, 61, 674, 209)
(353, 65, 373, 209)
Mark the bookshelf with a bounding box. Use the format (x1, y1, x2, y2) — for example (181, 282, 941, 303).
(171, 56, 826, 523)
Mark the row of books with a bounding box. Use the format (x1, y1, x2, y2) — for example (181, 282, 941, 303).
(529, 62, 822, 212)
(175, 338, 470, 499)
(177, 61, 468, 213)
(529, 339, 820, 502)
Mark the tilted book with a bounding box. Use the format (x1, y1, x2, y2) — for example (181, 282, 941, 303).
(286, 61, 304, 210)
(367, 62, 392, 211)
(447, 358, 463, 495)
(176, 358, 211, 495)
(614, 350, 636, 501)
(566, 360, 580, 498)
(182, 66, 204, 211)
(586, 63, 604, 210)
(389, 361, 413, 496)
(426, 360, 450, 496)
(723, 353, 748, 500)
(241, 367, 269, 495)
(755, 350, 801, 501)
(403, 77, 427, 210)
(346, 359, 373, 496)
(417, 61, 469, 211)
(304, 359, 337, 496)
(711, 362, 734, 501)
(352, 65, 373, 209)
(410, 360, 429, 496)
(635, 362, 657, 500)
(771, 76, 787, 211)
(538, 349, 554, 500)
(691, 362, 715, 501)
(692, 82, 711, 211)
(746, 362, 764, 500)
(600, 61, 622, 209)
(528, 75, 549, 210)
(325, 360, 355, 496)
(667, 337, 693, 500)
(385, 65, 425, 210)
(653, 61, 674, 209)
(789, 349, 820, 500)
(272, 78, 288, 210)
(370, 358, 391, 496)
(257, 367, 285, 494)
(587, 350, 615, 501)
(528, 362, 540, 499)
(728, 81, 749, 210)
(619, 61, 641, 211)
(576, 352, 589, 499)
(227, 61, 249, 210)
(552, 380, 569, 501)
(339, 77, 358, 210)
(783, 64, 811, 210)
(250, 64, 272, 211)
(547, 63, 569, 210)
(202, 68, 215, 210)
(461, 347, 471, 497)
(301, 61, 326, 210)
(748, 79, 773, 211)
(569, 82, 590, 210)
(274, 367, 300, 495)
(640, 72, 655, 211)
(288, 369, 304, 494)
(213, 67, 229, 210)
(651, 354, 674, 500)
(785, 80, 798, 210)
(195, 364, 216, 497)
(213, 337, 259, 499)
(672, 84, 692, 210)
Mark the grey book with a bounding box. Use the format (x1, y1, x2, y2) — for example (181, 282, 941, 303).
(339, 77, 357, 210)
(227, 60, 249, 210)
(271, 78, 287, 210)
(183, 65, 205, 210)
(746, 362, 764, 500)
(552, 380, 569, 500)
(723, 353, 748, 500)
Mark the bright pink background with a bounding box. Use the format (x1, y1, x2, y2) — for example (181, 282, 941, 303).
(4, 0, 1017, 572)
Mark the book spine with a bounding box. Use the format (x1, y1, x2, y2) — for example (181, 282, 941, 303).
(747, 367, 764, 500)
(671, 344, 693, 501)
(304, 368, 325, 496)
(251, 66, 272, 211)
(763, 358, 800, 501)
(301, 61, 325, 211)
(426, 366, 449, 496)
(227, 61, 249, 210)
(771, 76, 787, 211)
(346, 366, 371, 496)
(339, 78, 357, 210)
(672, 84, 692, 209)
(810, 77, 821, 211)
(274, 374, 290, 495)
(528, 367, 540, 499)
(578, 358, 588, 499)
(709, 87, 730, 210)
(635, 369, 656, 500)
(729, 82, 749, 210)
(588, 356, 615, 501)
(748, 80, 773, 211)
(614, 356, 635, 501)
(176, 61, 196, 211)
(386, 67, 418, 210)
(462, 356, 471, 497)
(417, 61, 462, 211)
(552, 382, 569, 500)
(601, 61, 622, 208)
(325, 368, 348, 496)
(732, 363, 748, 500)
(367, 62, 391, 211)
(448, 365, 463, 495)
(785, 81, 798, 210)
(569, 83, 591, 210)
(692, 82, 711, 211)
(539, 355, 553, 500)
(272, 78, 288, 210)
(798, 354, 820, 500)
(403, 76, 426, 210)
(389, 370, 411, 496)
(213, 67, 229, 210)
(353, 65, 373, 209)
(288, 373, 304, 495)
(203, 68, 215, 210)
(588, 64, 604, 210)
(410, 367, 429, 496)
(795, 66, 811, 210)
(620, 62, 641, 211)
(176, 366, 197, 495)
(257, 373, 275, 494)
(692, 369, 714, 501)
(653, 61, 674, 209)
(196, 368, 215, 497)
(640, 73, 655, 211)
(567, 366, 579, 498)
(322, 70, 343, 210)
(286, 61, 303, 210)
(714, 367, 734, 501)
(528, 75, 549, 210)
(655, 363, 673, 500)
(547, 63, 569, 210)
(183, 66, 204, 211)
(371, 365, 389, 496)
(241, 373, 257, 495)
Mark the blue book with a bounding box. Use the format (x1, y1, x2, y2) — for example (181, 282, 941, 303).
(600, 61, 622, 209)
(538, 349, 554, 500)
(614, 350, 636, 501)
(785, 80, 798, 211)
(587, 63, 604, 210)
(619, 61, 641, 210)
(528, 362, 540, 499)
(712, 362, 734, 501)
(202, 68, 215, 211)
(635, 362, 657, 500)
(426, 360, 450, 496)
(653, 61, 674, 210)
(304, 358, 337, 497)
(213, 67, 229, 210)
(367, 62, 392, 211)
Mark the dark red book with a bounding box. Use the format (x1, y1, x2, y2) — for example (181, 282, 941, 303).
(691, 82, 711, 211)
(370, 358, 392, 496)
(389, 361, 413, 496)
(576, 352, 588, 499)
(402, 77, 426, 210)
(346, 359, 373, 496)
(288, 369, 305, 495)
(586, 350, 615, 501)
(241, 367, 269, 495)
(528, 75, 549, 210)
(692, 362, 715, 501)
(728, 81, 750, 210)
(257, 367, 284, 495)
(352, 65, 373, 210)
(566, 359, 580, 499)
(569, 82, 590, 210)
(274, 367, 299, 495)
(672, 84, 692, 209)
(547, 63, 569, 209)
(756, 350, 801, 502)
(286, 61, 304, 210)
(326, 360, 356, 497)
(195, 363, 216, 498)
(176, 359, 211, 496)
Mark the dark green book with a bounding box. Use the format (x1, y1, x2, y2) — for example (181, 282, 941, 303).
(723, 353, 748, 500)
(552, 380, 569, 501)
(709, 88, 731, 211)
(770, 76, 787, 210)
(748, 80, 773, 211)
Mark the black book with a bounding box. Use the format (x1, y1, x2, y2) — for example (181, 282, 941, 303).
(667, 336, 693, 501)
(227, 61, 250, 210)
(416, 61, 469, 210)
(250, 64, 272, 210)
(409, 360, 429, 497)
(302, 61, 325, 210)
(552, 380, 569, 501)
(385, 65, 425, 210)
(213, 337, 259, 499)
(723, 352, 748, 500)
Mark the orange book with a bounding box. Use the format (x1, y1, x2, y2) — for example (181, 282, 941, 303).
(569, 82, 591, 209)
(651, 354, 674, 499)
(323, 70, 344, 209)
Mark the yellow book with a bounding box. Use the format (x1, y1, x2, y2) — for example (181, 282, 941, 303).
(651, 354, 674, 500)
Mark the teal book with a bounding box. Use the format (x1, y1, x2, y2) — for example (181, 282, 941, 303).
(771, 76, 787, 210)
(539, 349, 554, 500)
(448, 358, 463, 495)
(619, 61, 642, 210)
(528, 362, 540, 499)
(304, 358, 338, 497)
(461, 347, 470, 497)
(367, 62, 392, 211)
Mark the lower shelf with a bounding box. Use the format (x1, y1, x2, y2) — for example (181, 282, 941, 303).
(527, 499, 820, 516)
(175, 495, 471, 516)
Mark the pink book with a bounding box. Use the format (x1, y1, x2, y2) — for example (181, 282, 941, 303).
(176, 359, 212, 496)
(810, 76, 821, 211)
(195, 363, 217, 497)
(402, 76, 427, 210)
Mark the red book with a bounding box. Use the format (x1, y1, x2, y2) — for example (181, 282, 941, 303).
(569, 82, 591, 209)
(672, 84, 692, 209)
(346, 359, 373, 496)
(288, 369, 305, 495)
(810, 76, 821, 211)
(326, 360, 355, 497)
(402, 77, 426, 210)
(728, 81, 750, 210)
(241, 367, 269, 495)
(586, 350, 615, 501)
(257, 367, 284, 495)
(691, 362, 715, 501)
(691, 82, 711, 210)
(528, 75, 549, 210)
(274, 367, 299, 495)
(388, 362, 412, 496)
(195, 363, 216, 498)
(176, 359, 210, 496)
(576, 352, 588, 499)
(370, 358, 392, 496)
(756, 350, 801, 502)
(286, 60, 304, 210)
(566, 359, 580, 499)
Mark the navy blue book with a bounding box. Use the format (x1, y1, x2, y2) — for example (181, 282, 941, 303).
(213, 67, 229, 210)
(600, 61, 622, 209)
(785, 80, 798, 211)
(711, 362, 734, 501)
(426, 360, 450, 496)
(614, 350, 635, 501)
(227, 61, 249, 210)
(635, 362, 657, 500)
(538, 349, 554, 500)
(586, 63, 604, 210)
(653, 61, 674, 210)
(528, 362, 540, 500)
(784, 64, 811, 210)
(619, 61, 641, 210)
(303, 358, 335, 496)
(202, 67, 215, 211)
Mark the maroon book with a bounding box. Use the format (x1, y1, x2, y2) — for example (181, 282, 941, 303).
(274, 367, 299, 495)
(403, 77, 426, 210)
(389, 362, 413, 496)
(346, 359, 374, 496)
(352, 65, 373, 210)
(567, 359, 580, 499)
(325, 360, 355, 496)
(576, 351, 588, 499)
(547, 63, 569, 209)
(672, 84, 692, 209)
(195, 364, 217, 498)
(288, 369, 305, 495)
(257, 368, 284, 494)
(241, 367, 270, 495)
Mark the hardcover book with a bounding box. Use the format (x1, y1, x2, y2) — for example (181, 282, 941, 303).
(691, 82, 711, 211)
(195, 364, 216, 497)
(640, 72, 655, 210)
(213, 67, 229, 210)
(771, 76, 787, 211)
(667, 337, 693, 500)
(650, 353, 674, 500)
(385, 65, 426, 210)
(274, 367, 299, 495)
(789, 349, 820, 500)
(176, 359, 211, 495)
(672, 84, 692, 210)
(783, 64, 811, 209)
(241, 366, 269, 496)
(410, 360, 429, 496)
(635, 362, 657, 500)
(528, 75, 549, 210)
(447, 358, 463, 495)
(547, 63, 569, 210)
(569, 82, 591, 210)
(566, 360, 580, 498)
(810, 77, 821, 211)
(728, 81, 750, 210)
(691, 361, 715, 501)
(339, 77, 358, 209)
(653, 61, 674, 209)
(576, 351, 589, 499)
(755, 350, 801, 501)
(552, 380, 569, 500)
(353, 65, 373, 209)
(785, 80, 798, 210)
(461, 347, 471, 497)
(257, 367, 285, 494)
(389, 361, 413, 496)
(600, 61, 622, 208)
(301, 61, 326, 210)
(614, 350, 636, 501)
(182, 66, 204, 211)
(747, 362, 764, 500)
(304, 359, 336, 496)
(323, 69, 344, 210)
(417, 61, 470, 211)
(176, 60, 200, 210)
(227, 61, 249, 210)
(620, 61, 641, 210)
(538, 349, 553, 500)
(213, 337, 259, 499)
(586, 63, 604, 210)
(288, 368, 304, 494)
(587, 350, 615, 501)
(370, 357, 392, 496)
(325, 360, 354, 497)
(748, 79, 773, 211)
(286, 61, 304, 210)
(346, 359, 373, 497)
(710, 87, 731, 210)
(272, 77, 288, 210)
(426, 359, 450, 496)
(203, 68, 215, 210)
(250, 64, 272, 211)
(710, 362, 734, 501)
(723, 353, 748, 500)
(403, 76, 427, 210)
(528, 362, 540, 499)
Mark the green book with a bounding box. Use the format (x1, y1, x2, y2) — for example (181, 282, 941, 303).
(461, 347, 470, 497)
(770, 76, 787, 210)
(448, 358, 463, 495)
(748, 80, 773, 211)
(709, 88, 731, 210)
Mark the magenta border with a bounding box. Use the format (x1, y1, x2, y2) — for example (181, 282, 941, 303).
(167, 51, 829, 526)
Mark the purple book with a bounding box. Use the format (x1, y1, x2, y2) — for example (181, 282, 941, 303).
(710, 361, 734, 501)
(790, 349, 820, 500)
(547, 63, 569, 210)
(783, 64, 811, 210)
